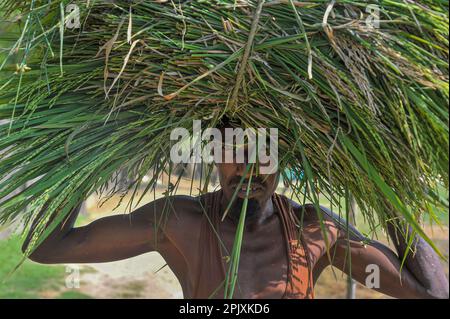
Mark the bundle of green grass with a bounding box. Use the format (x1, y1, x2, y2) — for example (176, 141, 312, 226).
(0, 0, 448, 261)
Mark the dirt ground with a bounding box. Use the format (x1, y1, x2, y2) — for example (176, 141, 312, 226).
(64, 180, 449, 299)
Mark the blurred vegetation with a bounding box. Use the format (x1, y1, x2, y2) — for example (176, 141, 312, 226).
(0, 235, 92, 299)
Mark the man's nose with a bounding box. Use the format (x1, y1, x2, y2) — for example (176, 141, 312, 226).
(235, 162, 253, 178)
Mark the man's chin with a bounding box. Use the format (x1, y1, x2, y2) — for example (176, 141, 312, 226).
(229, 197, 262, 219)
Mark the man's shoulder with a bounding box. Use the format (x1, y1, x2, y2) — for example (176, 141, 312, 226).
(284, 196, 364, 240)
(170, 191, 219, 208)
(283, 196, 341, 225)
(142, 191, 217, 220)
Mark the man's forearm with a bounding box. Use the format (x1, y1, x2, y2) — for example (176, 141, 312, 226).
(387, 221, 449, 299)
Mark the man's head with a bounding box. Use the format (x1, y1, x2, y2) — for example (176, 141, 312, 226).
(213, 117, 280, 219)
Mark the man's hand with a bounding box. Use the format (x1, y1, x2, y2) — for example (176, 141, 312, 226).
(311, 205, 449, 299)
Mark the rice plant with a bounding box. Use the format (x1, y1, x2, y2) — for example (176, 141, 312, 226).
(0, 0, 448, 297)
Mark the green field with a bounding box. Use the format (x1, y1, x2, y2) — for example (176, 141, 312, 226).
(0, 235, 92, 299)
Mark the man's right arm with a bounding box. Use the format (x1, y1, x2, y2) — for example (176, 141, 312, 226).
(22, 197, 175, 264)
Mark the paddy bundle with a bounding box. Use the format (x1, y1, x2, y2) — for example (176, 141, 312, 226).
(0, 0, 448, 263)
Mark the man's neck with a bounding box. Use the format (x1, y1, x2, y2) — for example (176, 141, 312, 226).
(221, 195, 276, 229)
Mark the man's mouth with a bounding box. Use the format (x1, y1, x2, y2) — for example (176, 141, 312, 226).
(231, 183, 264, 197)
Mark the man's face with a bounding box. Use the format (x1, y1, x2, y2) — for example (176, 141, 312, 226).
(215, 160, 279, 218)
(212, 124, 279, 218)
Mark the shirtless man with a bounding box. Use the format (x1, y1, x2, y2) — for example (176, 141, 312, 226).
(23, 128, 449, 299)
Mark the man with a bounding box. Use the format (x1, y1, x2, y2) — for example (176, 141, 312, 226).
(23, 124, 449, 299)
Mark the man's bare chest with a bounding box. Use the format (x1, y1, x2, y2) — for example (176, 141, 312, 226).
(161, 212, 339, 298)
(219, 216, 290, 298)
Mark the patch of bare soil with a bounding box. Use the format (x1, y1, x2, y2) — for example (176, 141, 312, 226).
(76, 253, 183, 299)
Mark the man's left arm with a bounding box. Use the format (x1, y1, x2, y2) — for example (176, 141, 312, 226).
(315, 206, 449, 299)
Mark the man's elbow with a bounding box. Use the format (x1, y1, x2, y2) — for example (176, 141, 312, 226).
(426, 286, 449, 299)
(428, 273, 450, 299)
(22, 243, 54, 264)
(416, 281, 450, 299)
(29, 252, 55, 264)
